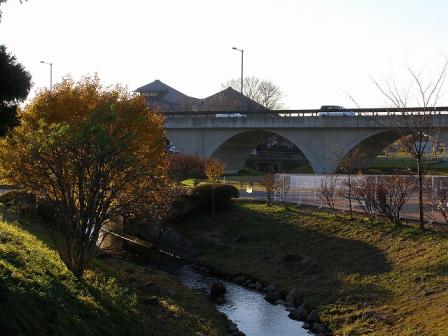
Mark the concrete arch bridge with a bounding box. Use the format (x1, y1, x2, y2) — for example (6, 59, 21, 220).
(165, 108, 448, 174)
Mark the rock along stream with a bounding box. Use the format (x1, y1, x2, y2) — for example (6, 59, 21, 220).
(175, 265, 310, 336)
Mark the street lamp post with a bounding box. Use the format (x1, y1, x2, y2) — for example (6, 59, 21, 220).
(232, 47, 244, 113)
(40, 60, 53, 90)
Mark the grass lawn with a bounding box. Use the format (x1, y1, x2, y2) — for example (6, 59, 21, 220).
(182, 177, 266, 192)
(174, 202, 448, 335)
(368, 155, 448, 175)
(0, 205, 229, 336)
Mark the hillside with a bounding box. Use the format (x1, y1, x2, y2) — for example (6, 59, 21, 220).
(0, 206, 228, 336)
(176, 202, 448, 335)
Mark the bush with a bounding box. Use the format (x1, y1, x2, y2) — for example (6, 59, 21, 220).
(168, 154, 207, 184)
(0, 190, 37, 217)
(190, 184, 239, 212)
(375, 175, 416, 225)
(0, 191, 60, 229)
(168, 193, 201, 220)
(215, 184, 240, 199)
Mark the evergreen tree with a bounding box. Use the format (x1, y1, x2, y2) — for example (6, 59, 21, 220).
(0, 45, 31, 136)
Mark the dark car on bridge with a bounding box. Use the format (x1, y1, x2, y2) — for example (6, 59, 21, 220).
(319, 105, 356, 116)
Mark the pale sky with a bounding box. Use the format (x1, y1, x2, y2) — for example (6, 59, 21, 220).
(2, 0, 448, 109)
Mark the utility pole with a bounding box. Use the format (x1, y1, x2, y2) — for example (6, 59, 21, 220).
(40, 60, 53, 90)
(232, 47, 244, 113)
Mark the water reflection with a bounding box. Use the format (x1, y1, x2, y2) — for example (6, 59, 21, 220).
(176, 265, 310, 336)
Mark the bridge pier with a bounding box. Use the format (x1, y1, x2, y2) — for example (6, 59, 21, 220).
(167, 128, 387, 174)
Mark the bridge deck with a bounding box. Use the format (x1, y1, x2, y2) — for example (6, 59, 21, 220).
(164, 108, 448, 129)
(163, 106, 448, 118)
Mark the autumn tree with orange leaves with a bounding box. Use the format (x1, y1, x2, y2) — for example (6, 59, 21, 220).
(204, 159, 225, 215)
(0, 76, 172, 277)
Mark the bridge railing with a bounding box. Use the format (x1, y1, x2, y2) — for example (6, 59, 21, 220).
(162, 107, 448, 119)
(249, 150, 305, 159)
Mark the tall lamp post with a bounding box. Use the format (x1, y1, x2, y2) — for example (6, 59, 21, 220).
(232, 47, 244, 113)
(40, 60, 53, 90)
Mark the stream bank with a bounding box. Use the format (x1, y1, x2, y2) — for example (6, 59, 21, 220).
(176, 264, 311, 336)
(121, 245, 311, 336)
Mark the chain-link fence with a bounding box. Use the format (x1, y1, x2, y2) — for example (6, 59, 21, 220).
(265, 174, 448, 223)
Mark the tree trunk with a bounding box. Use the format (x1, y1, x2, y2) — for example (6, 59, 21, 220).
(150, 220, 161, 240)
(348, 173, 353, 219)
(394, 213, 399, 227)
(417, 158, 425, 229)
(73, 257, 85, 278)
(211, 184, 215, 215)
(267, 191, 272, 206)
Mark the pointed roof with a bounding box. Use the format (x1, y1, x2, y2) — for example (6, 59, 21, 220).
(135, 80, 199, 112)
(135, 80, 269, 112)
(199, 87, 268, 112)
(136, 79, 180, 94)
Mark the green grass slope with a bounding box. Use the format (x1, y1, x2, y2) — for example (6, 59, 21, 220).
(0, 207, 228, 336)
(176, 202, 448, 335)
(0, 217, 139, 336)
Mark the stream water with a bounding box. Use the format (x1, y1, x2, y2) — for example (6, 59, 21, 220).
(175, 265, 310, 336)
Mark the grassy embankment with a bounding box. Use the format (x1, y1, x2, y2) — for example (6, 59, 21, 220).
(369, 155, 448, 175)
(175, 202, 448, 335)
(182, 177, 264, 193)
(0, 205, 229, 336)
(242, 154, 448, 175)
(183, 155, 448, 192)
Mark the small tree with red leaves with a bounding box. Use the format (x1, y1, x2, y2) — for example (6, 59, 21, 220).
(168, 154, 206, 185)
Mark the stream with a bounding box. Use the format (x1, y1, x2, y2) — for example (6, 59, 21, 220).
(124, 245, 311, 336)
(175, 265, 310, 336)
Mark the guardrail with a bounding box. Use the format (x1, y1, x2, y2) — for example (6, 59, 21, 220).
(162, 106, 448, 119)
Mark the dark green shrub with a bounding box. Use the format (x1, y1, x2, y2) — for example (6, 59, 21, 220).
(0, 190, 37, 217)
(190, 184, 239, 212)
(36, 199, 60, 226)
(0, 190, 59, 226)
(168, 193, 201, 221)
(215, 184, 240, 199)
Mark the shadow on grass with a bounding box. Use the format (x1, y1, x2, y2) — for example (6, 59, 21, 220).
(177, 204, 393, 307)
(0, 273, 137, 336)
(0, 206, 138, 336)
(420, 262, 448, 277)
(0, 205, 57, 247)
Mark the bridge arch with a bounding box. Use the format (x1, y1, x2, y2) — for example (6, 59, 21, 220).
(210, 130, 312, 174)
(336, 130, 401, 172)
(339, 129, 448, 172)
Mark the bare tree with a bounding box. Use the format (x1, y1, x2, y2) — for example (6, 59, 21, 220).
(352, 176, 378, 223)
(374, 61, 448, 229)
(335, 146, 366, 219)
(0, 0, 27, 21)
(260, 170, 276, 206)
(274, 174, 290, 205)
(374, 175, 416, 226)
(424, 176, 448, 226)
(319, 174, 339, 215)
(222, 76, 284, 109)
